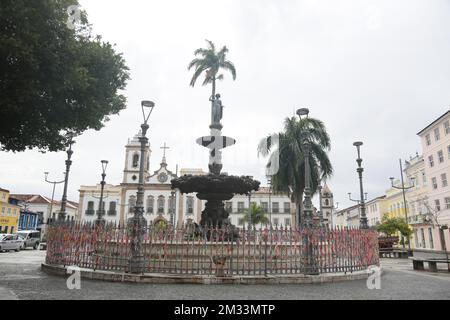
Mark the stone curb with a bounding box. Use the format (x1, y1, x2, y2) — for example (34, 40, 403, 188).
(41, 263, 382, 285)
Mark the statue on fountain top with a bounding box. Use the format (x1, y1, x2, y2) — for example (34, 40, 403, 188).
(210, 93, 224, 125)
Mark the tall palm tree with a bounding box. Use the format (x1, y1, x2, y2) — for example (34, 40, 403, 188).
(188, 40, 236, 97)
(240, 203, 269, 226)
(258, 116, 333, 226)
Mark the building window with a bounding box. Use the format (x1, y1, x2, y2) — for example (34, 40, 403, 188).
(168, 196, 176, 214)
(157, 196, 165, 214)
(272, 202, 279, 213)
(428, 155, 434, 168)
(261, 202, 268, 213)
(225, 202, 233, 212)
(108, 201, 117, 215)
(132, 153, 139, 168)
(86, 201, 95, 215)
(284, 202, 290, 213)
(438, 150, 444, 163)
(186, 196, 194, 214)
(284, 218, 290, 226)
(420, 228, 426, 248)
(273, 218, 279, 226)
(448, 145, 450, 159)
(425, 134, 431, 146)
(414, 229, 419, 248)
(428, 228, 434, 249)
(237, 202, 245, 213)
(434, 128, 440, 141)
(325, 199, 329, 206)
(435, 199, 441, 211)
(444, 197, 450, 209)
(445, 120, 450, 135)
(129, 195, 136, 213)
(441, 173, 448, 187)
(432, 177, 438, 190)
(146, 196, 154, 214)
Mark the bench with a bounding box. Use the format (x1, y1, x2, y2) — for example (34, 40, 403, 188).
(409, 257, 450, 272)
(380, 250, 409, 259)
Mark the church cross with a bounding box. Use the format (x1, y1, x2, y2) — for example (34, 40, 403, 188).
(160, 142, 170, 163)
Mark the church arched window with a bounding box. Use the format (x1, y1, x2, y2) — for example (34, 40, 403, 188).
(129, 195, 136, 213)
(147, 196, 154, 214)
(157, 196, 165, 214)
(325, 199, 329, 206)
(132, 153, 139, 168)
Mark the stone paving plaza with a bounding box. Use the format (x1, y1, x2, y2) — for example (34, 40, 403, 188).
(0, 250, 449, 300)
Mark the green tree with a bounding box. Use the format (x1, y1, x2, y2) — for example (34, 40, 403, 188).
(376, 216, 413, 239)
(240, 203, 269, 226)
(0, 0, 130, 152)
(258, 116, 333, 226)
(188, 39, 236, 97)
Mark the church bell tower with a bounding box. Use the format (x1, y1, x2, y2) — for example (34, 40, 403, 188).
(122, 132, 151, 184)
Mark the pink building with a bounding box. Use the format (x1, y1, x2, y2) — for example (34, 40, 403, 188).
(417, 110, 450, 252)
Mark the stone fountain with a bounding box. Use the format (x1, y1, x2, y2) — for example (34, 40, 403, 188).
(171, 93, 260, 228)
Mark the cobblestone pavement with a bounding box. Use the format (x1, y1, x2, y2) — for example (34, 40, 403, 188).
(0, 250, 449, 300)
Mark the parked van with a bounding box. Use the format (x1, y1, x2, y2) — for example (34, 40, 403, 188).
(16, 230, 41, 250)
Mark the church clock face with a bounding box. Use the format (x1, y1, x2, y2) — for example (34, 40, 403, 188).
(157, 173, 168, 183)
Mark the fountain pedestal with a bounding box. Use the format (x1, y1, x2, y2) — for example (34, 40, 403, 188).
(171, 93, 260, 228)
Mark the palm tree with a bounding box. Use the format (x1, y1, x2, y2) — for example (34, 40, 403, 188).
(188, 40, 236, 97)
(258, 116, 333, 226)
(240, 203, 269, 226)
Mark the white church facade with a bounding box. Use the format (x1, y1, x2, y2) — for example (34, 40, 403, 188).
(77, 133, 333, 228)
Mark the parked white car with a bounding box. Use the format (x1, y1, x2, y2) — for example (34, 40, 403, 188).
(0, 234, 24, 252)
(16, 230, 41, 250)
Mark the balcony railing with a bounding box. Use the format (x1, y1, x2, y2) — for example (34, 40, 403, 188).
(107, 210, 117, 216)
(85, 209, 95, 215)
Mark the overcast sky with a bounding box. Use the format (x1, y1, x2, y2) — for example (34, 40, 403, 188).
(1, 0, 449, 209)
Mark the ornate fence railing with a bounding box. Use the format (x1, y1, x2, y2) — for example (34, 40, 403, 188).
(45, 222, 379, 276)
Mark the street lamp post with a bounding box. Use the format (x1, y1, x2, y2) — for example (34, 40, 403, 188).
(128, 100, 155, 274)
(58, 136, 75, 221)
(95, 160, 109, 225)
(266, 174, 272, 227)
(389, 158, 415, 251)
(296, 107, 318, 275)
(353, 141, 368, 229)
(296, 108, 313, 229)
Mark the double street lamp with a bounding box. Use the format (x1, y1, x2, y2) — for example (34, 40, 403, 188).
(58, 135, 75, 221)
(129, 100, 155, 274)
(352, 141, 369, 229)
(389, 158, 415, 250)
(44, 172, 65, 224)
(94, 160, 109, 225)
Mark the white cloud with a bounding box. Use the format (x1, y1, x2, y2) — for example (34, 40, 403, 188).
(1, 0, 449, 210)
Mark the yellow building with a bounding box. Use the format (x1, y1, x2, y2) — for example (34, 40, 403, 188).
(0, 188, 20, 234)
(384, 182, 414, 247)
(384, 182, 407, 220)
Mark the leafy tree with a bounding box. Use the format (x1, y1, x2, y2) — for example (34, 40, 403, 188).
(240, 203, 269, 226)
(0, 0, 130, 152)
(188, 39, 236, 97)
(376, 216, 413, 240)
(258, 116, 333, 226)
